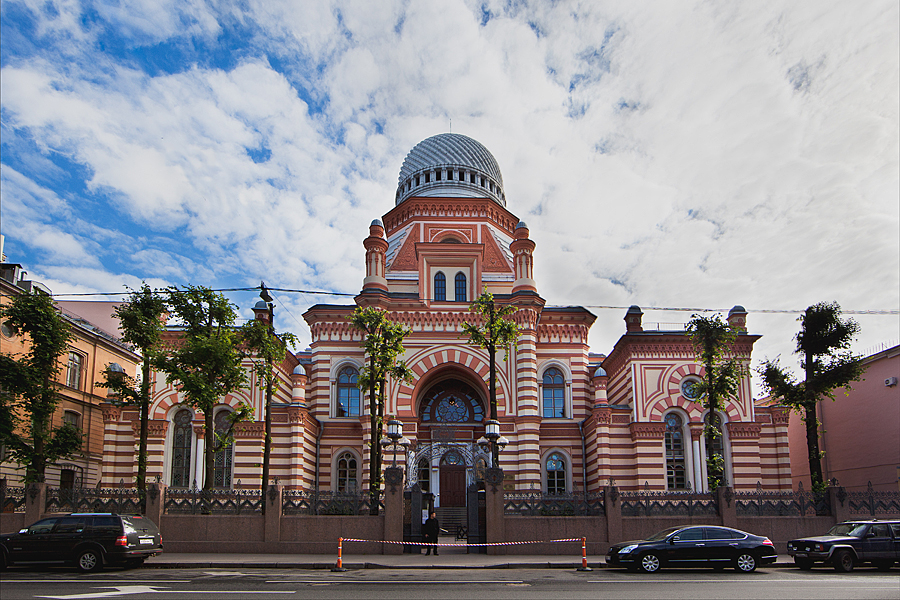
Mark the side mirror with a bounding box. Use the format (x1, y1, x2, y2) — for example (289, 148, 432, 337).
(18, 528, 28, 534)
(670, 536, 678, 544)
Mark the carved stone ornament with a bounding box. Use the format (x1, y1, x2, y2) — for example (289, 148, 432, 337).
(723, 486, 734, 507)
(484, 467, 504, 492)
(267, 484, 279, 505)
(147, 483, 159, 502)
(385, 466, 403, 493)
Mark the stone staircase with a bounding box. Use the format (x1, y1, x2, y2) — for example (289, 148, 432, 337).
(436, 506, 468, 538)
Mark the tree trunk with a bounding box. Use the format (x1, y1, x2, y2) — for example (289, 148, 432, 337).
(137, 358, 151, 512)
(804, 336, 824, 490)
(368, 352, 379, 515)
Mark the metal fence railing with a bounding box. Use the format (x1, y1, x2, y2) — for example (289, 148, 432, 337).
(282, 489, 384, 515)
(846, 482, 900, 517)
(163, 485, 264, 514)
(45, 485, 143, 514)
(619, 483, 718, 517)
(504, 490, 605, 516)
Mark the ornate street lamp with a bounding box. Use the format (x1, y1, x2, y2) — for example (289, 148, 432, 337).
(477, 419, 508, 462)
(380, 418, 411, 468)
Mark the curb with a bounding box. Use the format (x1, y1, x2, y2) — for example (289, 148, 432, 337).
(144, 560, 797, 570)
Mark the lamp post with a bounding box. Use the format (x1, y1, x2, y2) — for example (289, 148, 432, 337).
(259, 282, 274, 512)
(380, 418, 411, 468)
(476, 419, 508, 466)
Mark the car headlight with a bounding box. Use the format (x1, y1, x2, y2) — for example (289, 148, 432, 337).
(619, 544, 639, 554)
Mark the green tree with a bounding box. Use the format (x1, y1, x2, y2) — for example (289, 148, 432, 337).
(686, 313, 745, 491)
(760, 302, 864, 493)
(349, 306, 412, 514)
(98, 283, 167, 510)
(240, 300, 296, 505)
(461, 291, 519, 465)
(0, 291, 81, 483)
(153, 286, 252, 491)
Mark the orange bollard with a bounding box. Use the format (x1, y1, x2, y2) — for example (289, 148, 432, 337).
(577, 536, 592, 571)
(331, 537, 347, 572)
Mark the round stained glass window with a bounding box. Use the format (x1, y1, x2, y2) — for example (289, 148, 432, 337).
(681, 378, 702, 400)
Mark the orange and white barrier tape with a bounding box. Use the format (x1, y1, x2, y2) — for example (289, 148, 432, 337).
(340, 537, 583, 546)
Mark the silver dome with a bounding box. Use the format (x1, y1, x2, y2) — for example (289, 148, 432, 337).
(396, 133, 505, 206)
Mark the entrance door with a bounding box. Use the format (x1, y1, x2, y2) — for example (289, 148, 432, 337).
(440, 466, 467, 507)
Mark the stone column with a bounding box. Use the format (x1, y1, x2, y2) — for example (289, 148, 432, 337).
(829, 485, 850, 524)
(264, 483, 283, 545)
(25, 482, 46, 524)
(383, 467, 404, 555)
(484, 468, 506, 555)
(145, 483, 166, 527)
(604, 484, 622, 549)
(717, 486, 737, 528)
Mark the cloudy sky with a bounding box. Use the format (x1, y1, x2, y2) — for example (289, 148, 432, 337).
(1, 0, 897, 394)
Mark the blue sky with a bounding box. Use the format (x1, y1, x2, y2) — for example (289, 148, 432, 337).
(1, 0, 898, 392)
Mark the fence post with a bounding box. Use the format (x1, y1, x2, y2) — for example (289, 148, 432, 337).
(383, 467, 404, 555)
(604, 485, 622, 549)
(484, 468, 506, 555)
(265, 484, 283, 545)
(828, 485, 849, 524)
(146, 483, 165, 527)
(0, 478, 6, 512)
(25, 482, 46, 524)
(717, 486, 737, 528)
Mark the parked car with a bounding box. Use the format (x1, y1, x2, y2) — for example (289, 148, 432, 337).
(0, 512, 163, 572)
(606, 525, 777, 573)
(787, 520, 900, 572)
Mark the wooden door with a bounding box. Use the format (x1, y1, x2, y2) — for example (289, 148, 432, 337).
(440, 466, 467, 507)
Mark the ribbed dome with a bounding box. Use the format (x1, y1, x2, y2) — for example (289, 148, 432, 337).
(395, 133, 506, 206)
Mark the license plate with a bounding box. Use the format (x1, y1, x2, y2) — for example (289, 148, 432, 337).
(140, 539, 154, 545)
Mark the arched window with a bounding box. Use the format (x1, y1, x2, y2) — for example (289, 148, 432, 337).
(336, 451, 358, 493)
(434, 272, 446, 301)
(665, 413, 687, 490)
(474, 457, 486, 483)
(212, 410, 233, 488)
(417, 458, 430, 492)
(542, 368, 566, 418)
(419, 380, 484, 423)
(336, 366, 360, 417)
(170, 409, 193, 488)
(455, 272, 467, 302)
(705, 412, 725, 487)
(546, 452, 567, 495)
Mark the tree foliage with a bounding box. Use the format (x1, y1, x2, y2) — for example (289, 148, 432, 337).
(97, 283, 166, 508)
(760, 301, 864, 492)
(152, 286, 252, 491)
(349, 306, 412, 513)
(686, 313, 745, 490)
(240, 313, 296, 496)
(461, 290, 519, 464)
(0, 291, 81, 483)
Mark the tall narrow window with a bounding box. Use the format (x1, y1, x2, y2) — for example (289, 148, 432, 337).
(417, 458, 431, 492)
(66, 352, 83, 389)
(212, 411, 233, 488)
(542, 368, 566, 418)
(336, 367, 360, 417)
(665, 413, 687, 490)
(62, 410, 81, 431)
(546, 452, 567, 495)
(705, 412, 725, 487)
(336, 452, 358, 493)
(434, 272, 446, 301)
(170, 409, 193, 488)
(454, 272, 467, 302)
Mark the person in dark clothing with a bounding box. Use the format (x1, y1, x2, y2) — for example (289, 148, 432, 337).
(423, 511, 439, 555)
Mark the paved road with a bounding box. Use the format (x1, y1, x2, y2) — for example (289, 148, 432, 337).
(1, 566, 898, 599)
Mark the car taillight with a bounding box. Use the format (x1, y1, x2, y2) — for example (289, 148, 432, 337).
(115, 536, 128, 546)
(763, 538, 774, 546)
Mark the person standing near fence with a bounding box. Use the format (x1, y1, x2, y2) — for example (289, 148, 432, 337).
(423, 511, 439, 555)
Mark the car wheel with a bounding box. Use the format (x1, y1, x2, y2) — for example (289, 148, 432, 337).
(833, 549, 854, 573)
(795, 558, 814, 570)
(638, 553, 662, 573)
(76, 549, 103, 573)
(735, 552, 757, 573)
(0, 551, 7, 570)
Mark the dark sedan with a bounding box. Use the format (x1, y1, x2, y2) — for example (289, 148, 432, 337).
(606, 525, 777, 573)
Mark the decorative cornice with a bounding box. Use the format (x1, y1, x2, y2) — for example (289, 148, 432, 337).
(234, 422, 266, 438)
(101, 405, 120, 423)
(612, 414, 632, 424)
(131, 419, 169, 438)
(630, 422, 666, 439)
(593, 407, 612, 425)
(726, 422, 762, 438)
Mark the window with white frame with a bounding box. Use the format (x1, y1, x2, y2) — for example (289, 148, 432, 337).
(434, 271, 446, 301)
(66, 352, 83, 389)
(665, 412, 688, 490)
(170, 408, 193, 488)
(336, 366, 361, 417)
(336, 451, 358, 493)
(545, 452, 568, 495)
(212, 410, 233, 488)
(454, 272, 467, 302)
(541, 367, 566, 418)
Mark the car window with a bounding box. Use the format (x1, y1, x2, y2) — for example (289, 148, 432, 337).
(646, 527, 681, 541)
(674, 528, 704, 541)
(27, 518, 58, 534)
(870, 524, 891, 537)
(891, 524, 900, 538)
(90, 516, 121, 535)
(123, 516, 159, 535)
(828, 523, 868, 537)
(53, 517, 86, 534)
(706, 527, 740, 540)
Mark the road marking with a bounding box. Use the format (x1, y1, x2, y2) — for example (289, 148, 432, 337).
(10, 581, 189, 584)
(37, 587, 296, 599)
(265, 579, 526, 584)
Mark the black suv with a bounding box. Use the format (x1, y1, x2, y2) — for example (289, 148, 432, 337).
(787, 520, 900, 571)
(0, 513, 163, 572)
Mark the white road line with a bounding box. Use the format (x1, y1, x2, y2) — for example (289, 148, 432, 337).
(265, 579, 526, 584)
(37, 587, 295, 599)
(10, 581, 190, 584)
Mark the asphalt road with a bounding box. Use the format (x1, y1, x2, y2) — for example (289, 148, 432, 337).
(0, 566, 897, 599)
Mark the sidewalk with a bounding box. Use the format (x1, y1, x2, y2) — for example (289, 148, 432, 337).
(144, 551, 798, 570)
